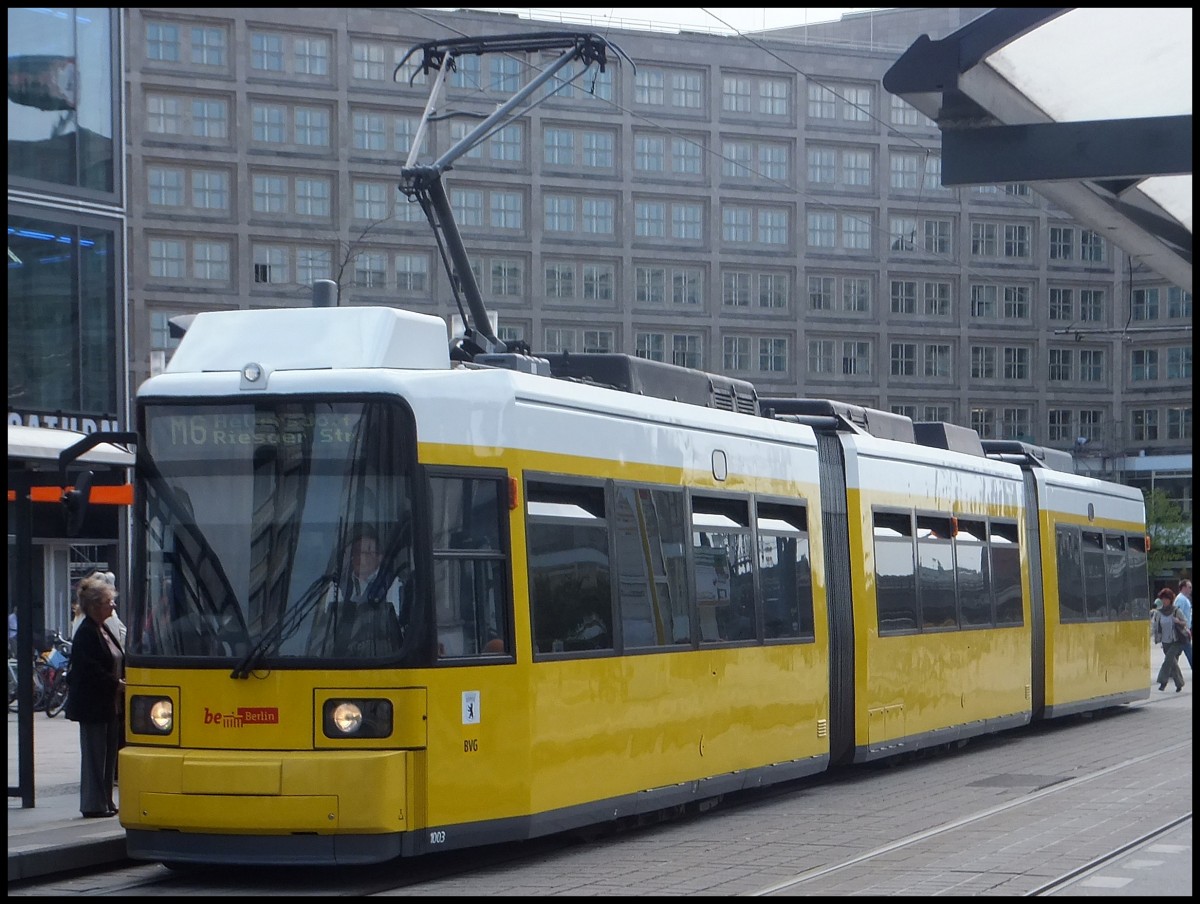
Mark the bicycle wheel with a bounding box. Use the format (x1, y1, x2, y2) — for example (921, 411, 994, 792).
(45, 671, 69, 717)
(31, 661, 49, 712)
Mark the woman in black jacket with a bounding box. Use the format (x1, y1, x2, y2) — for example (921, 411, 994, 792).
(66, 573, 125, 817)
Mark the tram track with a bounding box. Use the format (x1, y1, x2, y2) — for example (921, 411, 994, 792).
(749, 739, 1192, 896)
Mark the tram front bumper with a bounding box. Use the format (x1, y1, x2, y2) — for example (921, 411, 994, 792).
(120, 747, 411, 834)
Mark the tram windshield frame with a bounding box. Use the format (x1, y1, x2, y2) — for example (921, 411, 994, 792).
(131, 396, 423, 669)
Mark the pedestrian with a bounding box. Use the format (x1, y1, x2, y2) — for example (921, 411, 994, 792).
(1174, 578, 1193, 670)
(64, 573, 124, 818)
(1150, 588, 1186, 693)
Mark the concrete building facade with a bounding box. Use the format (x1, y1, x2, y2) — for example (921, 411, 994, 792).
(118, 8, 1191, 551)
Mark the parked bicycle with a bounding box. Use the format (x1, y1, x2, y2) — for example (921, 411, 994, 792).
(8, 651, 48, 713)
(43, 631, 72, 718)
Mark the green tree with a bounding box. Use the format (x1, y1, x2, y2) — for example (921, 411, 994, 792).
(1143, 488, 1189, 578)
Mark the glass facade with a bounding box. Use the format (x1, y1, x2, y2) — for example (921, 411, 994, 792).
(7, 7, 123, 423)
(7, 7, 117, 196)
(7, 212, 118, 416)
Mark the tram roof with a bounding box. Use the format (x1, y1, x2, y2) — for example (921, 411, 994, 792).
(885, 8, 1192, 292)
(7, 424, 135, 469)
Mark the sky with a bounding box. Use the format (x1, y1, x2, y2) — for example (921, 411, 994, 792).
(454, 8, 883, 36)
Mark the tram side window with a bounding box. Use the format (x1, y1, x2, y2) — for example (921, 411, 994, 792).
(429, 473, 510, 658)
(1080, 530, 1108, 620)
(954, 519, 992, 627)
(612, 484, 689, 649)
(1105, 533, 1129, 620)
(873, 510, 918, 634)
(757, 501, 815, 641)
(917, 514, 958, 629)
(990, 520, 1023, 626)
(1125, 534, 1149, 620)
(526, 479, 614, 655)
(1055, 525, 1085, 622)
(693, 496, 756, 644)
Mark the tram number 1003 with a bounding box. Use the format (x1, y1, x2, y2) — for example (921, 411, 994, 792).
(430, 830, 448, 845)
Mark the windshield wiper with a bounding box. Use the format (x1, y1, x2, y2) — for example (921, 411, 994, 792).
(230, 572, 335, 679)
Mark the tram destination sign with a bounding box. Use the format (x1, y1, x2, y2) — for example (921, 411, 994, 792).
(148, 408, 363, 460)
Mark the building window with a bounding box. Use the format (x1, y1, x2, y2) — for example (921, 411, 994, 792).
(891, 342, 916, 376)
(1080, 230, 1105, 262)
(250, 33, 285, 72)
(191, 27, 227, 66)
(294, 107, 330, 147)
(148, 166, 184, 207)
(352, 42, 385, 81)
(1167, 287, 1192, 318)
(924, 282, 951, 317)
(1048, 409, 1072, 443)
(191, 99, 228, 139)
(809, 276, 835, 311)
(252, 104, 286, 143)
(253, 246, 287, 284)
(1080, 289, 1105, 322)
(1131, 349, 1159, 382)
(252, 175, 287, 214)
(1003, 347, 1030, 381)
(584, 263, 615, 302)
(808, 339, 835, 375)
(295, 247, 331, 285)
(355, 251, 388, 289)
(1132, 288, 1160, 321)
(890, 280, 916, 315)
(1130, 409, 1158, 442)
(1048, 287, 1073, 320)
(1167, 408, 1192, 440)
(971, 408, 995, 438)
(924, 344, 952, 378)
(353, 181, 388, 221)
(971, 346, 997, 380)
(1003, 285, 1030, 320)
(192, 241, 230, 281)
(1080, 348, 1105, 382)
(395, 254, 429, 292)
(294, 37, 329, 76)
(723, 336, 751, 371)
(149, 239, 186, 279)
(672, 334, 703, 368)
(1049, 226, 1074, 260)
(1048, 348, 1072, 382)
(1167, 346, 1192, 380)
(146, 22, 180, 62)
(637, 332, 665, 362)
(842, 278, 871, 313)
(842, 341, 871, 376)
(1001, 408, 1031, 440)
(970, 284, 998, 319)
(294, 178, 330, 218)
(759, 337, 788, 373)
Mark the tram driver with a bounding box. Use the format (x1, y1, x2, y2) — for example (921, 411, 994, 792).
(307, 525, 405, 658)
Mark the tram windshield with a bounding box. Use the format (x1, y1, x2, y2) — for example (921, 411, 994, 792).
(134, 399, 417, 667)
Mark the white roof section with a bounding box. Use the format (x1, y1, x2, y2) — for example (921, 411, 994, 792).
(984, 8, 1191, 235)
(164, 306, 452, 376)
(8, 425, 134, 467)
(885, 8, 1192, 291)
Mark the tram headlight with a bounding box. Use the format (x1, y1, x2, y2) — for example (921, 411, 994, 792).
(322, 698, 393, 739)
(129, 695, 174, 735)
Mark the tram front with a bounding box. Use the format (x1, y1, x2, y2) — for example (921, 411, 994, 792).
(120, 307, 473, 867)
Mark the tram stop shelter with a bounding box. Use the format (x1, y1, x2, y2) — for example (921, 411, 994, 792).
(8, 425, 135, 807)
(884, 7, 1192, 292)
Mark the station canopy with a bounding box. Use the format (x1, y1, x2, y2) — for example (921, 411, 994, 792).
(885, 7, 1192, 292)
